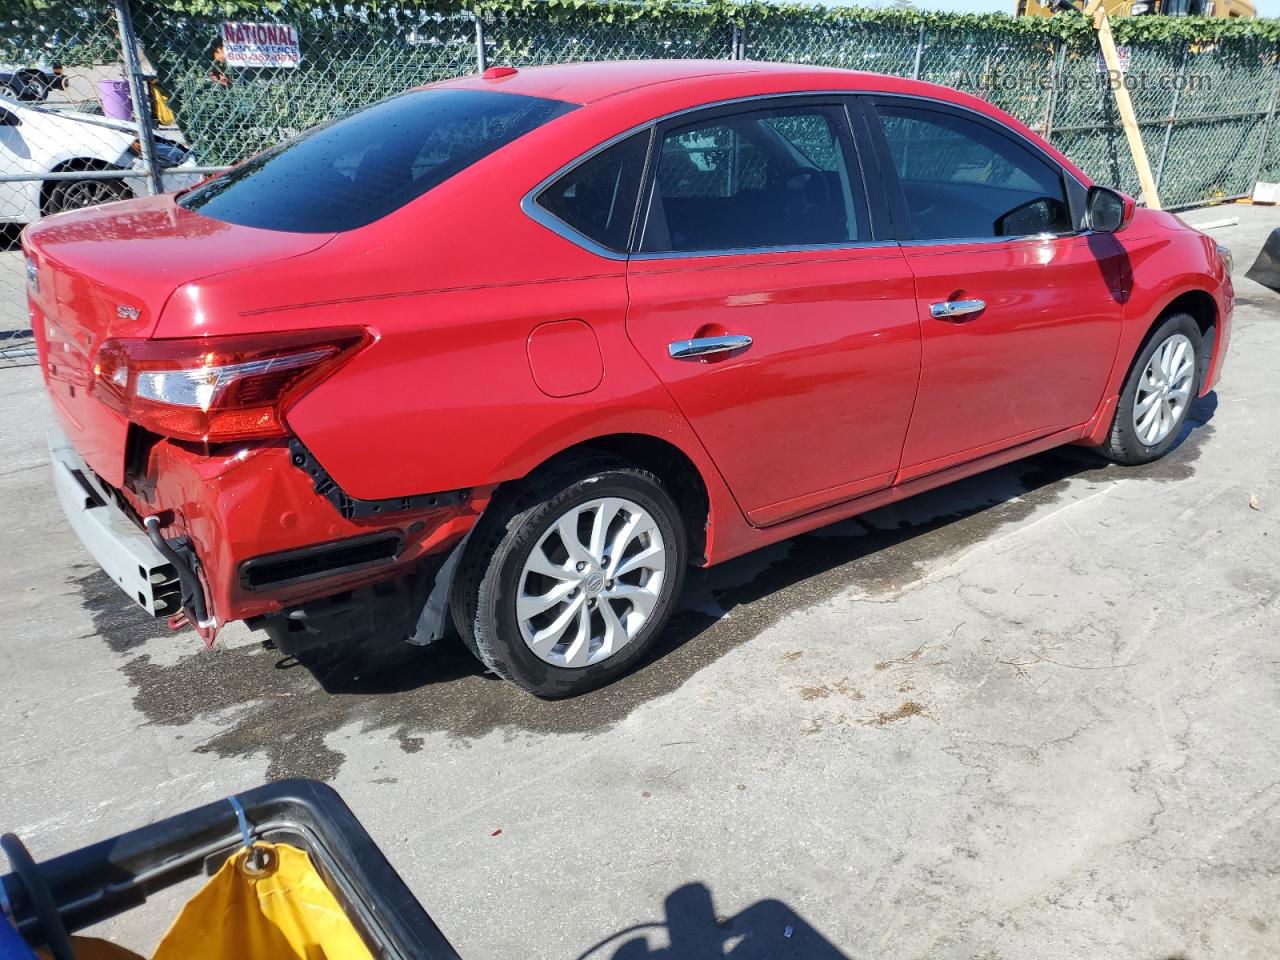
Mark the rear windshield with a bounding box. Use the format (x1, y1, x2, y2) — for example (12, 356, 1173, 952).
(179, 89, 575, 233)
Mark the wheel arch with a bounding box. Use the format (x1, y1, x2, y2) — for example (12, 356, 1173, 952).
(1082, 282, 1220, 448)
(507, 432, 714, 566)
(1144, 287, 1218, 392)
(41, 157, 133, 216)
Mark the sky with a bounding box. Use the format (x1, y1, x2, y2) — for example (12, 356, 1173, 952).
(834, 0, 1278, 13)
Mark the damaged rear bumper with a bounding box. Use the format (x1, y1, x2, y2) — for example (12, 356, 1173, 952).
(49, 428, 184, 618)
(49, 426, 486, 647)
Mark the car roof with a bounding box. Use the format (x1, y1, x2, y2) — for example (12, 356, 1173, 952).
(436, 60, 1088, 185)
(440, 59, 937, 106)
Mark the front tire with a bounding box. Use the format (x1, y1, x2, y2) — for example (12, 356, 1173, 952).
(451, 455, 687, 698)
(1100, 312, 1202, 465)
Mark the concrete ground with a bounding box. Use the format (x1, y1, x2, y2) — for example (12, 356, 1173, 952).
(1, 205, 1277, 959)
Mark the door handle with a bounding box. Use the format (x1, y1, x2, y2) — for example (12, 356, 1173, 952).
(930, 299, 985, 320)
(668, 334, 753, 360)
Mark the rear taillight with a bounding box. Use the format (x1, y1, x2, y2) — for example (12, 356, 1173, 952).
(91, 328, 369, 443)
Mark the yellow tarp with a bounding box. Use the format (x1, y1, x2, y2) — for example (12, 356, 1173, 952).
(149, 843, 373, 960)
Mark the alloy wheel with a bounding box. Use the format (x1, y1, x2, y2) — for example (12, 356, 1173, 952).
(1133, 332, 1195, 446)
(54, 179, 121, 213)
(516, 496, 667, 668)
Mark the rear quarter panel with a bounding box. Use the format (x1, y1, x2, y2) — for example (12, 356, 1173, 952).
(161, 107, 750, 558)
(280, 276, 712, 498)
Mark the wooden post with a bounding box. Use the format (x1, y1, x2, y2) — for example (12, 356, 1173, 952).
(1086, 0, 1162, 209)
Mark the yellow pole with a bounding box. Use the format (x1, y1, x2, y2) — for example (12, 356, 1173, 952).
(1086, 0, 1163, 209)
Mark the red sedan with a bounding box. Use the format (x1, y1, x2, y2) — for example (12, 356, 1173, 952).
(26, 60, 1232, 697)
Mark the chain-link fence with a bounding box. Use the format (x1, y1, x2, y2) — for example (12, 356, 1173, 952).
(2, 3, 127, 363)
(3, 0, 1279, 351)
(134, 8, 478, 166)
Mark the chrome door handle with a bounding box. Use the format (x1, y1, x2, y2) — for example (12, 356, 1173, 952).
(930, 299, 986, 320)
(668, 334, 753, 360)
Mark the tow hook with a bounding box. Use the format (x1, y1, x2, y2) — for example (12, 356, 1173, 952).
(143, 516, 214, 631)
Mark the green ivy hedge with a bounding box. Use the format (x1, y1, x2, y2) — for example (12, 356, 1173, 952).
(7, 0, 1279, 198)
(10, 0, 1280, 44)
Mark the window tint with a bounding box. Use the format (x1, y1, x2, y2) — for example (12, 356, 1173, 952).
(641, 105, 867, 253)
(876, 104, 1071, 241)
(181, 89, 575, 233)
(536, 131, 648, 252)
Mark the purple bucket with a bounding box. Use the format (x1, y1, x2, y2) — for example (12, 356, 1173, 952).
(98, 78, 132, 120)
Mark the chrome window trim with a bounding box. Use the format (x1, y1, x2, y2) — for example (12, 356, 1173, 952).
(520, 126, 654, 262)
(898, 229, 1093, 248)
(522, 92, 870, 261)
(521, 192, 630, 262)
(870, 92, 1088, 193)
(630, 240, 900, 262)
(520, 88, 1086, 259)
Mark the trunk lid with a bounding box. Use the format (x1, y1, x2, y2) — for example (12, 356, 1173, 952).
(25, 194, 334, 487)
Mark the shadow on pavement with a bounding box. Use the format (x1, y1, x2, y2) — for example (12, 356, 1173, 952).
(307, 392, 1218, 698)
(573, 882, 849, 960)
(75, 392, 1219, 778)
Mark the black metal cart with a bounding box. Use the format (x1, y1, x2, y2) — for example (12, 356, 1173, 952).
(1, 779, 460, 960)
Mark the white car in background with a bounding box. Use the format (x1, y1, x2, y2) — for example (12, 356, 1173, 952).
(0, 95, 202, 224)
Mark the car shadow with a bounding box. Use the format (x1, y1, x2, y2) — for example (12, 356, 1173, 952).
(1086, 229, 1132, 306)
(571, 882, 850, 960)
(299, 392, 1217, 696)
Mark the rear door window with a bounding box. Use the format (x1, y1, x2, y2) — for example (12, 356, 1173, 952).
(873, 103, 1071, 241)
(180, 89, 575, 233)
(639, 104, 868, 254)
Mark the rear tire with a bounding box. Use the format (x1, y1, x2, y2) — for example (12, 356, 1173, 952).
(1100, 312, 1202, 466)
(450, 454, 686, 698)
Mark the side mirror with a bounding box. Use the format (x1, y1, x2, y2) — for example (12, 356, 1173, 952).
(0, 107, 19, 127)
(1086, 185, 1135, 233)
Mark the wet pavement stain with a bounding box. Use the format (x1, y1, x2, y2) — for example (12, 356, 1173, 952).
(73, 563, 174, 653)
(76, 399, 1216, 781)
(862, 700, 930, 727)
